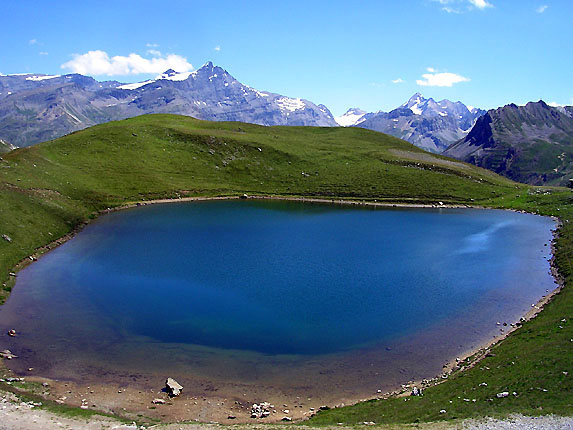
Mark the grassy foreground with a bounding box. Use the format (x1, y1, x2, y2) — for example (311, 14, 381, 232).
(0, 114, 571, 424)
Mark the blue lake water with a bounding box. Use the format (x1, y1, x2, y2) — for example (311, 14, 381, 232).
(0, 200, 557, 400)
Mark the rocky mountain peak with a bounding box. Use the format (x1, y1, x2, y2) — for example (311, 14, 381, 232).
(161, 69, 178, 77)
(402, 92, 425, 108)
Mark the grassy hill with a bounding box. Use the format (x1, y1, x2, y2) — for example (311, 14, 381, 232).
(0, 114, 571, 424)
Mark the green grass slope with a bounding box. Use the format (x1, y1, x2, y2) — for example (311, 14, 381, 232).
(0, 113, 571, 423)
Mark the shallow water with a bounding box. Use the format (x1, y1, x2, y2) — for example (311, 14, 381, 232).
(0, 200, 557, 400)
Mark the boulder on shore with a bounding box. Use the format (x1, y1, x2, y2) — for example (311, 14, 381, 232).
(165, 378, 183, 397)
(251, 401, 272, 419)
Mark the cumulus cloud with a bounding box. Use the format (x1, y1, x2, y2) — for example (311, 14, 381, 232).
(39, 51, 48, 56)
(146, 49, 162, 57)
(214, 45, 221, 52)
(392, 78, 405, 84)
(416, 68, 470, 87)
(61, 50, 193, 76)
(29, 39, 38, 45)
(547, 102, 562, 107)
(536, 5, 548, 13)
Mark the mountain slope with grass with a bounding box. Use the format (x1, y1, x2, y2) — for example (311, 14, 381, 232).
(0, 114, 571, 425)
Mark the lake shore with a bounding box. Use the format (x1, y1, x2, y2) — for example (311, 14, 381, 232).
(0, 194, 564, 424)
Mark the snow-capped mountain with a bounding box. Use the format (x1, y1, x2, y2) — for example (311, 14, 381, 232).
(334, 108, 368, 127)
(350, 93, 485, 153)
(0, 62, 337, 147)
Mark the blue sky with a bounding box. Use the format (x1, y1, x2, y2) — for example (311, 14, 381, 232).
(2, 0, 571, 115)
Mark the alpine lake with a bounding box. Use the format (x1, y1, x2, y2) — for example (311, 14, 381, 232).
(0, 199, 558, 415)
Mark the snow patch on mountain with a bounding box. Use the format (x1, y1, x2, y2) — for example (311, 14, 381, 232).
(25, 75, 62, 81)
(335, 108, 367, 126)
(155, 70, 195, 81)
(117, 80, 155, 90)
(276, 97, 306, 113)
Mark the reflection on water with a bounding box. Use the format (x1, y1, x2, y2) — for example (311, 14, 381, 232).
(455, 221, 514, 254)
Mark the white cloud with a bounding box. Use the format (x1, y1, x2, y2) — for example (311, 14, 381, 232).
(536, 5, 548, 13)
(392, 78, 404, 84)
(433, 0, 493, 12)
(547, 102, 562, 107)
(146, 49, 162, 57)
(29, 39, 38, 45)
(39, 51, 48, 56)
(416, 69, 470, 87)
(214, 45, 221, 52)
(146, 43, 159, 48)
(61, 50, 193, 76)
(468, 0, 493, 9)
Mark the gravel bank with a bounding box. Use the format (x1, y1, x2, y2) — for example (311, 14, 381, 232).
(463, 414, 573, 430)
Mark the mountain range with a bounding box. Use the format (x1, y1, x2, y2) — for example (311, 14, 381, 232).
(0, 62, 336, 148)
(336, 93, 485, 153)
(1, 64, 571, 187)
(0, 63, 481, 155)
(443, 101, 573, 186)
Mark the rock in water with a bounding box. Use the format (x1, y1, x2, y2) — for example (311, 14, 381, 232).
(0, 350, 18, 359)
(165, 378, 183, 397)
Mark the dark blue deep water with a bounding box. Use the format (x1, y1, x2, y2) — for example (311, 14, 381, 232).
(0, 200, 556, 363)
